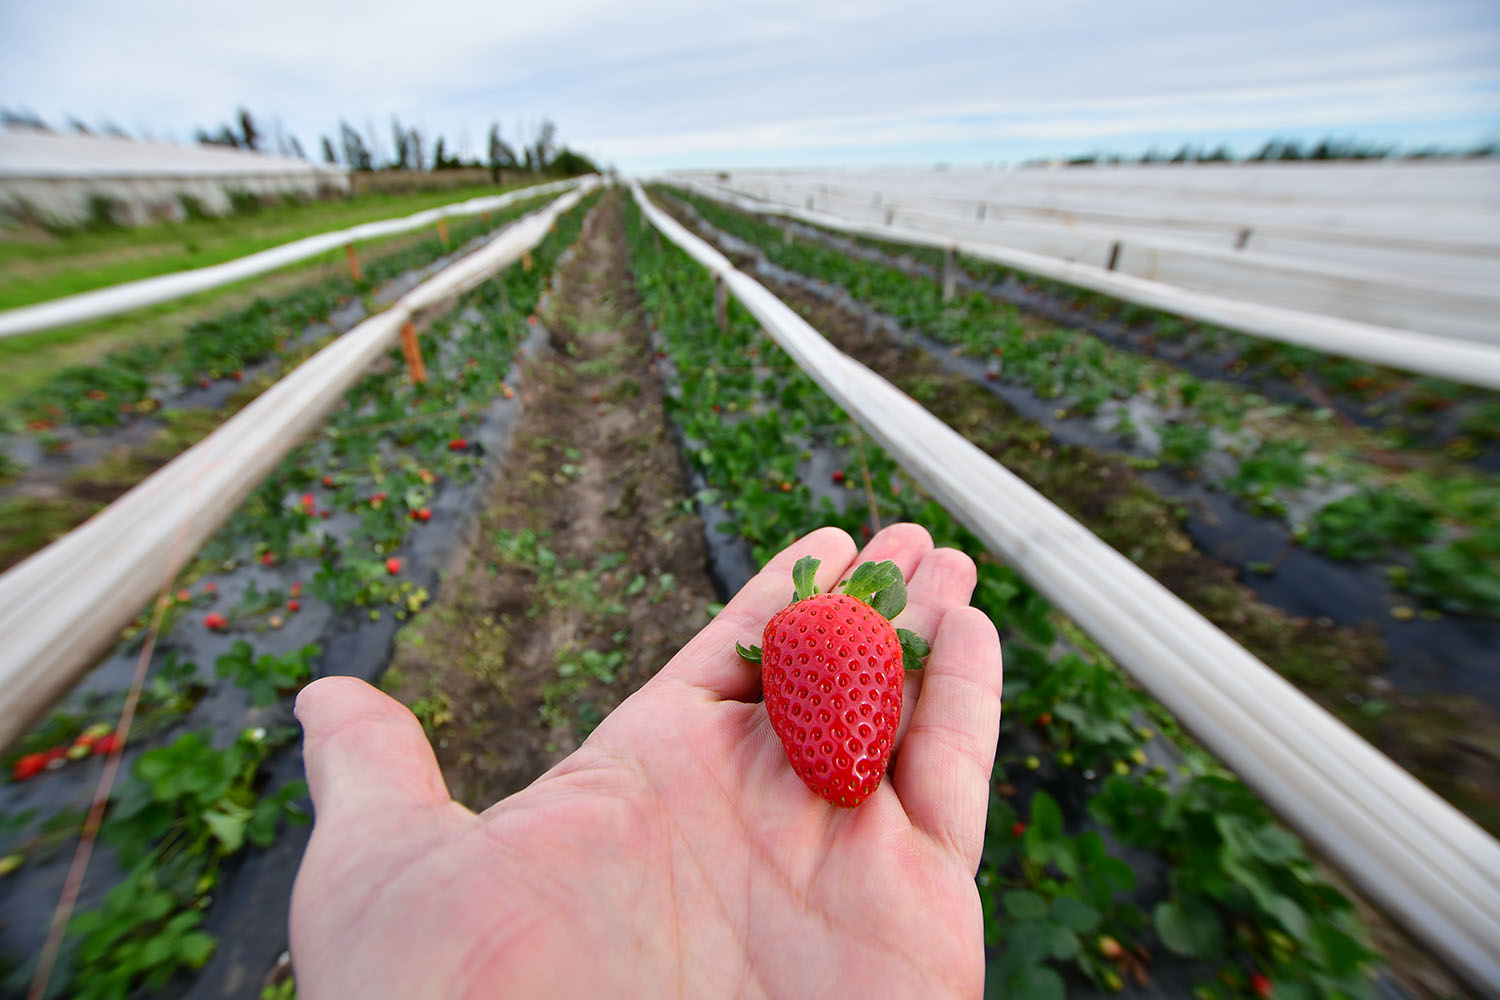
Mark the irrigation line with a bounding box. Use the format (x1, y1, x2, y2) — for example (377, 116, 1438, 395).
(0, 178, 589, 340)
(27, 429, 212, 998)
(630, 181, 1500, 994)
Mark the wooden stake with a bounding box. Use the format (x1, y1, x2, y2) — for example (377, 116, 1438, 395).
(1236, 227, 1253, 250)
(976, 203, 986, 221)
(1106, 241, 1122, 272)
(522, 251, 533, 272)
(344, 243, 362, 282)
(783, 225, 793, 246)
(399, 321, 427, 384)
(437, 218, 450, 248)
(714, 275, 728, 332)
(884, 208, 895, 227)
(942, 245, 957, 303)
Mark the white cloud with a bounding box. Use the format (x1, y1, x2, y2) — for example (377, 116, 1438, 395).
(1, 0, 1496, 169)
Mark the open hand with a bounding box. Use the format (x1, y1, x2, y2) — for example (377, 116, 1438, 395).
(290, 522, 1004, 999)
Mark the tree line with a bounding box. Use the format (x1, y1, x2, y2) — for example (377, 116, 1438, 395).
(0, 106, 598, 179)
(1028, 135, 1499, 168)
(195, 108, 597, 179)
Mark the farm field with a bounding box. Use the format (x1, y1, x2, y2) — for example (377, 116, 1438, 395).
(0, 177, 546, 312)
(652, 183, 1500, 837)
(0, 186, 1485, 1000)
(0, 188, 563, 571)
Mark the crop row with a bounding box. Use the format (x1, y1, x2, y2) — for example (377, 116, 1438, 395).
(623, 195, 1376, 1000)
(0, 193, 598, 1000)
(664, 187, 1500, 621)
(766, 202, 1500, 458)
(7, 191, 559, 438)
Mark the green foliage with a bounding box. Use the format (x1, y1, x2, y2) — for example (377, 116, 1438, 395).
(1407, 528, 1500, 617)
(664, 184, 1500, 620)
(61, 728, 307, 1000)
(1159, 421, 1213, 469)
(1302, 488, 1437, 561)
(11, 192, 557, 430)
(1225, 438, 1310, 513)
(1090, 772, 1375, 994)
(66, 866, 217, 1000)
(214, 641, 319, 706)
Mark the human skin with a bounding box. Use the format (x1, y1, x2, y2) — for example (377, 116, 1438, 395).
(290, 522, 1004, 999)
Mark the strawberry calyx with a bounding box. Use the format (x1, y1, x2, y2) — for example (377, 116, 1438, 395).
(735, 555, 931, 669)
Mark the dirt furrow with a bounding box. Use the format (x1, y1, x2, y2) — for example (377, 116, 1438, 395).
(381, 193, 722, 809)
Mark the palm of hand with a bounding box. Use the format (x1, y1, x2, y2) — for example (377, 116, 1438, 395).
(291, 525, 1004, 999)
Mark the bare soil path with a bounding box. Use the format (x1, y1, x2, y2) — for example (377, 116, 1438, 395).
(382, 193, 722, 809)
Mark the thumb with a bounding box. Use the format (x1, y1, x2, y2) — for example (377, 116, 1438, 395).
(296, 675, 453, 826)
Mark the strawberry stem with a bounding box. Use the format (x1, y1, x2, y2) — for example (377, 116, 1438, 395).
(736, 641, 763, 663)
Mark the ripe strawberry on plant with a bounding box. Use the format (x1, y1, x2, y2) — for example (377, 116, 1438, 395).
(10, 752, 47, 782)
(736, 556, 931, 807)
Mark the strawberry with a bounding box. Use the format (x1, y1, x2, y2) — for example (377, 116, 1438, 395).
(831, 469, 846, 484)
(411, 507, 431, 522)
(1249, 973, 1273, 999)
(322, 475, 336, 488)
(736, 557, 930, 807)
(448, 438, 468, 452)
(260, 552, 276, 566)
(93, 733, 121, 756)
(1012, 821, 1028, 838)
(204, 612, 229, 631)
(287, 600, 301, 613)
(290, 581, 303, 597)
(385, 557, 402, 575)
(11, 752, 47, 782)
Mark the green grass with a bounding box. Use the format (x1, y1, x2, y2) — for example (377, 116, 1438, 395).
(0, 179, 544, 311)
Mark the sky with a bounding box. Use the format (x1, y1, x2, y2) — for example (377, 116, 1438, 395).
(1, 0, 1497, 173)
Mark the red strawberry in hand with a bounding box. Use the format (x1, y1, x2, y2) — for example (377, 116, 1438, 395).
(736, 556, 930, 807)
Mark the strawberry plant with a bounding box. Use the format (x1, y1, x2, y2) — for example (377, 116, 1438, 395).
(213, 641, 319, 707)
(664, 186, 1500, 620)
(51, 727, 308, 1000)
(1302, 487, 1437, 561)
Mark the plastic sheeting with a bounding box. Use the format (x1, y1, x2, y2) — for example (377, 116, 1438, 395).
(0, 177, 588, 339)
(631, 181, 1500, 995)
